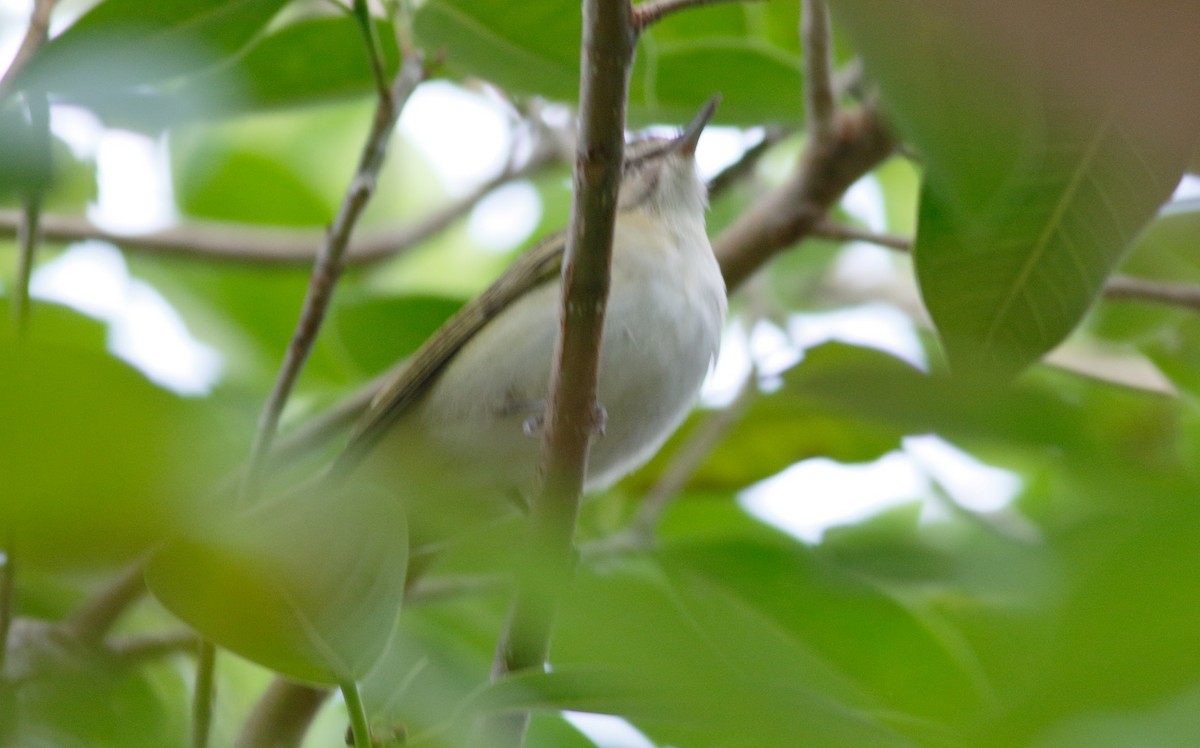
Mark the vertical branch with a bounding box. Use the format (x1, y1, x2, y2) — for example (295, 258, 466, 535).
(802, 0, 837, 139)
(482, 0, 638, 745)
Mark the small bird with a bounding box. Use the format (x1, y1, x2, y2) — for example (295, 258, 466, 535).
(336, 100, 727, 534)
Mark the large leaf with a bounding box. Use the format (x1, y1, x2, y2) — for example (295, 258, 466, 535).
(413, 0, 804, 125)
(830, 1, 1194, 378)
(146, 481, 409, 685)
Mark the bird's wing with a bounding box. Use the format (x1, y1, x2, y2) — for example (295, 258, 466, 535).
(332, 229, 567, 475)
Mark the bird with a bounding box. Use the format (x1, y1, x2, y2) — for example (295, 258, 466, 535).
(333, 99, 727, 538)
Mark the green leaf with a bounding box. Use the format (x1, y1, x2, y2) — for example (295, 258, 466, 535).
(0, 335, 230, 568)
(414, 0, 804, 125)
(146, 481, 408, 684)
(830, 0, 1193, 379)
(552, 557, 917, 747)
(184, 16, 400, 113)
(31, 0, 289, 87)
(331, 293, 464, 375)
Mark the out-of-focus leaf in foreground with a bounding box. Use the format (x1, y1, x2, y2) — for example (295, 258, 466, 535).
(146, 481, 408, 685)
(830, 0, 1195, 379)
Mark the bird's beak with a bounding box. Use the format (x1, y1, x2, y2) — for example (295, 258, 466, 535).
(673, 95, 721, 157)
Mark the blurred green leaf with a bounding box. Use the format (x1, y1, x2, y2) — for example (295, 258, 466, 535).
(15, 0, 290, 128)
(146, 481, 408, 684)
(552, 556, 918, 747)
(0, 335, 229, 568)
(13, 654, 187, 747)
(331, 293, 463, 375)
(831, 0, 1193, 379)
(414, 0, 803, 125)
(183, 16, 399, 113)
(29, 0, 289, 87)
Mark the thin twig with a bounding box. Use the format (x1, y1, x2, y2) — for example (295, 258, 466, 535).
(240, 53, 426, 500)
(813, 221, 1200, 314)
(802, 0, 836, 140)
(1102, 276, 1200, 312)
(0, 0, 56, 102)
(61, 561, 147, 643)
(812, 220, 912, 250)
(0, 153, 557, 266)
(706, 125, 791, 200)
(108, 630, 199, 662)
(632, 0, 765, 30)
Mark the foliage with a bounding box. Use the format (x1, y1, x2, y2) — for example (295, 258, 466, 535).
(2, 0, 1200, 746)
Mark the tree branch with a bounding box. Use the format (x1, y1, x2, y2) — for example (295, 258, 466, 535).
(61, 561, 147, 643)
(812, 220, 912, 250)
(234, 679, 330, 748)
(0, 0, 56, 103)
(107, 630, 199, 662)
(715, 100, 896, 290)
(240, 53, 427, 499)
(814, 221, 1200, 315)
(706, 125, 792, 200)
(632, 0, 765, 30)
(802, 0, 837, 140)
(1102, 276, 1200, 312)
(0, 150, 556, 266)
(481, 0, 637, 745)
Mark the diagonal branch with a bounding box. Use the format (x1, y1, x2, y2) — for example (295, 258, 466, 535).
(0, 0, 56, 103)
(813, 221, 1200, 314)
(0, 150, 557, 267)
(802, 0, 837, 140)
(240, 53, 427, 500)
(633, 0, 765, 30)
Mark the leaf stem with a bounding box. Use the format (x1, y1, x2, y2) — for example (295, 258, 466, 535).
(341, 681, 372, 748)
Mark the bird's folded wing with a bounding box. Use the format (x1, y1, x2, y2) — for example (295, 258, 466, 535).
(332, 229, 567, 475)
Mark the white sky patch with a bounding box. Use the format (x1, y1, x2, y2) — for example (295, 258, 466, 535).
(563, 712, 657, 748)
(701, 320, 752, 407)
(1173, 173, 1200, 200)
(749, 318, 802, 384)
(740, 452, 930, 544)
(49, 104, 104, 159)
(91, 129, 178, 233)
(903, 434, 1022, 513)
(787, 303, 927, 370)
(841, 174, 888, 232)
(468, 180, 543, 252)
(31, 243, 223, 395)
(694, 125, 760, 181)
(830, 241, 903, 290)
(400, 82, 511, 195)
